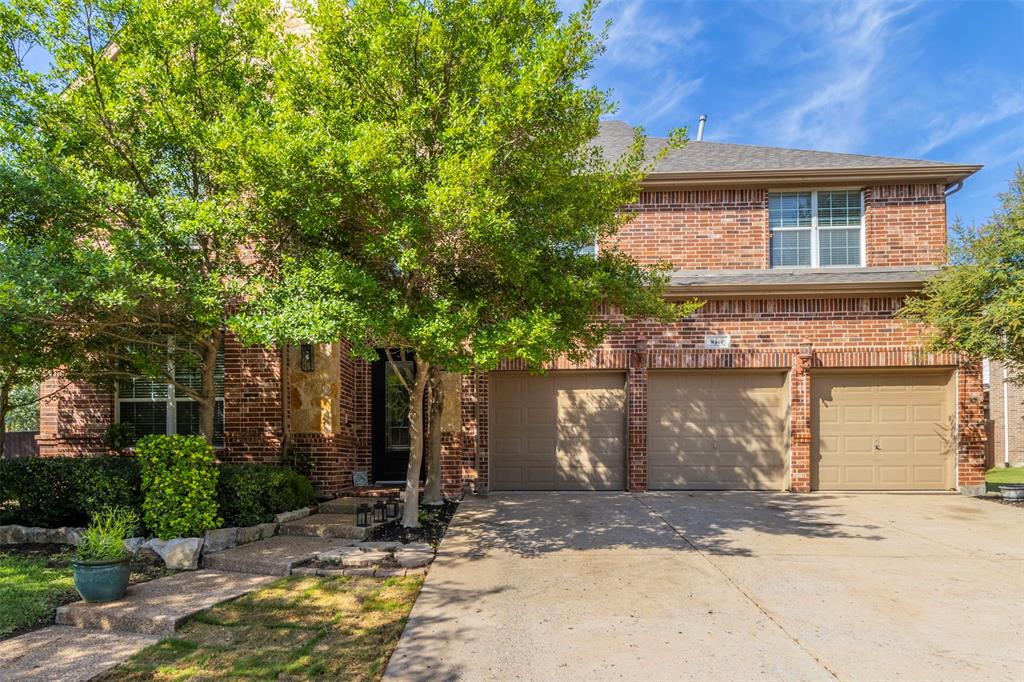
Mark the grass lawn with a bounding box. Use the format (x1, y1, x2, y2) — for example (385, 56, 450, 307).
(0, 544, 175, 640)
(986, 466, 1024, 493)
(0, 544, 77, 639)
(99, 575, 423, 681)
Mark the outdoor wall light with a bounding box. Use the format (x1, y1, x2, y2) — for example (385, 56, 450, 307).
(373, 500, 387, 524)
(356, 503, 371, 527)
(386, 494, 400, 519)
(798, 338, 814, 357)
(299, 343, 314, 372)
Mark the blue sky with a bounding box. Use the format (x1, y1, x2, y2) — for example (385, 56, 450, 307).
(566, 0, 1024, 229)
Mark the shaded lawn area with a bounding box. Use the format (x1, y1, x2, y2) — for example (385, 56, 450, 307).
(99, 575, 423, 681)
(0, 544, 174, 640)
(986, 466, 1024, 493)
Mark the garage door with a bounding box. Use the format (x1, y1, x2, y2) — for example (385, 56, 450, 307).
(648, 370, 788, 490)
(490, 372, 626, 491)
(812, 370, 954, 491)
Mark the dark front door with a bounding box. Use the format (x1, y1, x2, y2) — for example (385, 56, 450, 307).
(371, 349, 423, 484)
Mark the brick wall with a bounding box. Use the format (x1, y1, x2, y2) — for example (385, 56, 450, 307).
(989, 361, 1024, 467)
(467, 295, 987, 494)
(607, 184, 947, 269)
(221, 334, 283, 464)
(865, 184, 947, 267)
(37, 374, 113, 457)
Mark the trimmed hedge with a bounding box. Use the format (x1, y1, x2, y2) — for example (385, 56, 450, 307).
(0, 455, 315, 532)
(217, 464, 315, 527)
(136, 435, 222, 540)
(0, 456, 142, 529)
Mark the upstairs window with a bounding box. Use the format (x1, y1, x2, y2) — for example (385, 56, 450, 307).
(769, 190, 863, 268)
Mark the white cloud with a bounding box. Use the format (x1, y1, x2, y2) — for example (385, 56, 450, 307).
(600, 0, 703, 69)
(725, 0, 926, 152)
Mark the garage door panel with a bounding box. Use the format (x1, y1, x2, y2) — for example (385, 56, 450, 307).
(491, 372, 626, 491)
(648, 371, 788, 490)
(812, 371, 953, 491)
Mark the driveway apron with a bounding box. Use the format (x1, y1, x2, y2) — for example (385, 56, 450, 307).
(385, 491, 1024, 682)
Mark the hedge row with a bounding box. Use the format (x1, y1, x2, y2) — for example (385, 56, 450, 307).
(0, 454, 315, 533)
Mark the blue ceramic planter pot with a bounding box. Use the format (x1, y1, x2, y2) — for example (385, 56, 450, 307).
(72, 558, 131, 603)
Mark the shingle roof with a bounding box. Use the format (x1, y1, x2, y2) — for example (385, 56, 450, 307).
(665, 266, 940, 296)
(595, 120, 979, 180)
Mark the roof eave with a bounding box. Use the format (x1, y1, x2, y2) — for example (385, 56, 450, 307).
(642, 165, 983, 189)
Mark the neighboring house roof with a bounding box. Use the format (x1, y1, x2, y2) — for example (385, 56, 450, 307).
(665, 266, 941, 297)
(596, 120, 981, 187)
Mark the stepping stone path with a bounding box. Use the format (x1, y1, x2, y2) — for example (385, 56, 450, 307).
(0, 498, 441, 680)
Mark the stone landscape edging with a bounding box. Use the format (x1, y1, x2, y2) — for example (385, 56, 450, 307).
(0, 505, 310, 570)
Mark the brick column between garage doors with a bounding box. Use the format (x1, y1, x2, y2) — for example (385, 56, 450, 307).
(627, 354, 648, 492)
(789, 351, 813, 493)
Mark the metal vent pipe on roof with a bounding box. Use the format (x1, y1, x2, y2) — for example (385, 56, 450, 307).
(697, 114, 707, 141)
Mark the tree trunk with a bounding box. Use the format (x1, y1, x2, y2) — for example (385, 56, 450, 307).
(0, 382, 9, 460)
(198, 331, 222, 446)
(401, 356, 431, 528)
(422, 365, 444, 506)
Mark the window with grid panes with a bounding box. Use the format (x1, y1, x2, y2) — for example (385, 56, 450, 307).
(116, 345, 225, 445)
(769, 190, 863, 267)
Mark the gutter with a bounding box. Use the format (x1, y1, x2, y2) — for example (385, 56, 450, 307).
(640, 165, 983, 189)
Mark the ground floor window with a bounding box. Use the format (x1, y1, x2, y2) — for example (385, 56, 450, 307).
(116, 345, 225, 445)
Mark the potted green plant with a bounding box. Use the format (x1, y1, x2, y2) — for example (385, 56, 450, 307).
(72, 507, 139, 603)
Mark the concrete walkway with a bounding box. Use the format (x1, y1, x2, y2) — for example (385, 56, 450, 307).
(385, 492, 1024, 682)
(0, 626, 159, 682)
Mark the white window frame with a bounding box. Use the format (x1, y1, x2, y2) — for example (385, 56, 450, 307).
(114, 340, 225, 444)
(769, 188, 865, 268)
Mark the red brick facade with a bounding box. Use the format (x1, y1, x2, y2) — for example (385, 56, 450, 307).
(38, 182, 988, 495)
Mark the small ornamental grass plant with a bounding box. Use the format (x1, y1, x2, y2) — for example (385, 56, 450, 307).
(75, 507, 139, 563)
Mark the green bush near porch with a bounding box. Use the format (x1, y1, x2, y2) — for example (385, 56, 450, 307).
(1, 455, 314, 532)
(0, 457, 142, 528)
(136, 435, 222, 540)
(216, 464, 315, 527)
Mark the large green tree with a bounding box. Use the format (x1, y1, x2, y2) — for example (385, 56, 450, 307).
(901, 169, 1024, 377)
(233, 0, 696, 525)
(0, 0, 290, 442)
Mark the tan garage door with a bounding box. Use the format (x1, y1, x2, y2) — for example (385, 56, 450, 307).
(812, 370, 954, 491)
(648, 370, 788, 490)
(490, 372, 626, 491)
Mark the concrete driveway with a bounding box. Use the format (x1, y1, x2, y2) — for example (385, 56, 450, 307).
(385, 492, 1024, 681)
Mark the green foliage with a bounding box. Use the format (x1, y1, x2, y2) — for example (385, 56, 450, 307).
(216, 464, 315, 527)
(0, 547, 76, 638)
(103, 422, 136, 455)
(136, 435, 221, 539)
(280, 448, 314, 479)
(0, 456, 143, 528)
(75, 507, 139, 562)
(900, 169, 1024, 375)
(4, 384, 39, 431)
(233, 0, 693, 372)
(0, 0, 292, 442)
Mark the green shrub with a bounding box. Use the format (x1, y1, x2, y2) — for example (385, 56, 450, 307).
(217, 464, 315, 527)
(136, 435, 221, 539)
(0, 457, 142, 528)
(0, 454, 314, 534)
(76, 507, 139, 562)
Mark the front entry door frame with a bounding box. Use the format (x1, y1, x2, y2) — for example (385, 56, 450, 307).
(371, 349, 424, 484)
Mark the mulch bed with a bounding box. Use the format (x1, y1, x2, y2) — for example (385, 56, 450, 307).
(366, 498, 459, 547)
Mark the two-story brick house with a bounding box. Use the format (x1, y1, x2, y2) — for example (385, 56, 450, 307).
(38, 120, 987, 495)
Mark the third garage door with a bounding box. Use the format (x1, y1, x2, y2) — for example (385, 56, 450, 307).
(812, 370, 954, 490)
(490, 372, 626, 491)
(648, 370, 788, 490)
